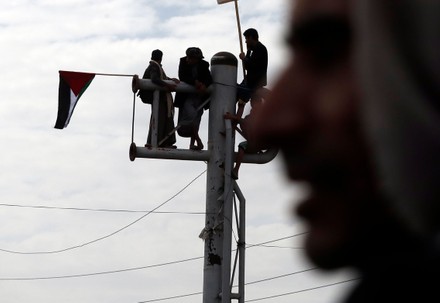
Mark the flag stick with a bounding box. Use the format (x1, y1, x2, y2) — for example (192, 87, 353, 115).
(59, 70, 134, 78)
(95, 72, 134, 77)
(234, 0, 244, 55)
(234, 0, 246, 77)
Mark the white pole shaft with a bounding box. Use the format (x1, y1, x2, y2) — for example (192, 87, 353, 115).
(204, 52, 238, 303)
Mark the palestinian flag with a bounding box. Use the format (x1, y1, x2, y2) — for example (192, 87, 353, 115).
(54, 71, 95, 129)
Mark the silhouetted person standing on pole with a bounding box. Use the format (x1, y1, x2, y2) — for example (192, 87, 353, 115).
(140, 49, 179, 148)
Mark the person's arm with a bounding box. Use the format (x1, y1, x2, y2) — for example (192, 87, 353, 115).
(194, 62, 212, 87)
(151, 65, 176, 91)
(224, 112, 243, 124)
(240, 54, 249, 73)
(150, 65, 166, 86)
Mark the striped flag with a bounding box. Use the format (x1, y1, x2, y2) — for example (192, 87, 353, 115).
(217, 0, 235, 4)
(55, 71, 95, 129)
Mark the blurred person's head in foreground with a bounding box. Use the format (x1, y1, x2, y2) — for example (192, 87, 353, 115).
(251, 0, 440, 300)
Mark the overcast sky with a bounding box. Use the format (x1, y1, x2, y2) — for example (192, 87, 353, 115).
(0, 1, 354, 302)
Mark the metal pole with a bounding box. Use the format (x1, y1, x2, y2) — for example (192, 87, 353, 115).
(234, 182, 246, 303)
(222, 118, 235, 302)
(131, 93, 136, 143)
(133, 78, 209, 93)
(203, 52, 238, 303)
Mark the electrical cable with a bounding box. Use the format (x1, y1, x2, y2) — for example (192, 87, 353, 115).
(0, 256, 204, 281)
(244, 268, 317, 286)
(246, 244, 304, 250)
(136, 268, 349, 303)
(0, 232, 308, 281)
(245, 278, 360, 302)
(137, 291, 203, 303)
(0, 203, 207, 215)
(0, 169, 206, 255)
(246, 233, 308, 249)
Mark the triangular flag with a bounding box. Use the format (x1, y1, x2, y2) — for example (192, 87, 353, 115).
(217, 0, 235, 4)
(55, 71, 95, 129)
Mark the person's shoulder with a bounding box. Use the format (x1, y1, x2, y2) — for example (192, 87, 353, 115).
(142, 63, 153, 79)
(258, 41, 268, 52)
(179, 57, 190, 70)
(149, 62, 161, 73)
(149, 61, 159, 68)
(200, 60, 210, 67)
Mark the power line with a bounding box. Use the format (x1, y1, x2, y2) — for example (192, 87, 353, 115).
(247, 244, 304, 250)
(244, 268, 317, 286)
(137, 268, 355, 303)
(0, 170, 206, 255)
(0, 233, 307, 281)
(138, 291, 203, 303)
(245, 278, 360, 302)
(137, 268, 318, 303)
(0, 203, 207, 215)
(246, 233, 308, 249)
(0, 256, 204, 281)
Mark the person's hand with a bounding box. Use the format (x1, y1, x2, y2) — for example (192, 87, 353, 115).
(166, 83, 177, 91)
(239, 52, 246, 60)
(195, 80, 207, 93)
(224, 112, 240, 124)
(224, 112, 235, 120)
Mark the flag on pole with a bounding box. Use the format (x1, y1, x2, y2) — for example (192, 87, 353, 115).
(217, 0, 235, 4)
(55, 71, 95, 129)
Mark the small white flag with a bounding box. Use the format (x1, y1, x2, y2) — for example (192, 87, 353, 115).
(217, 0, 235, 4)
